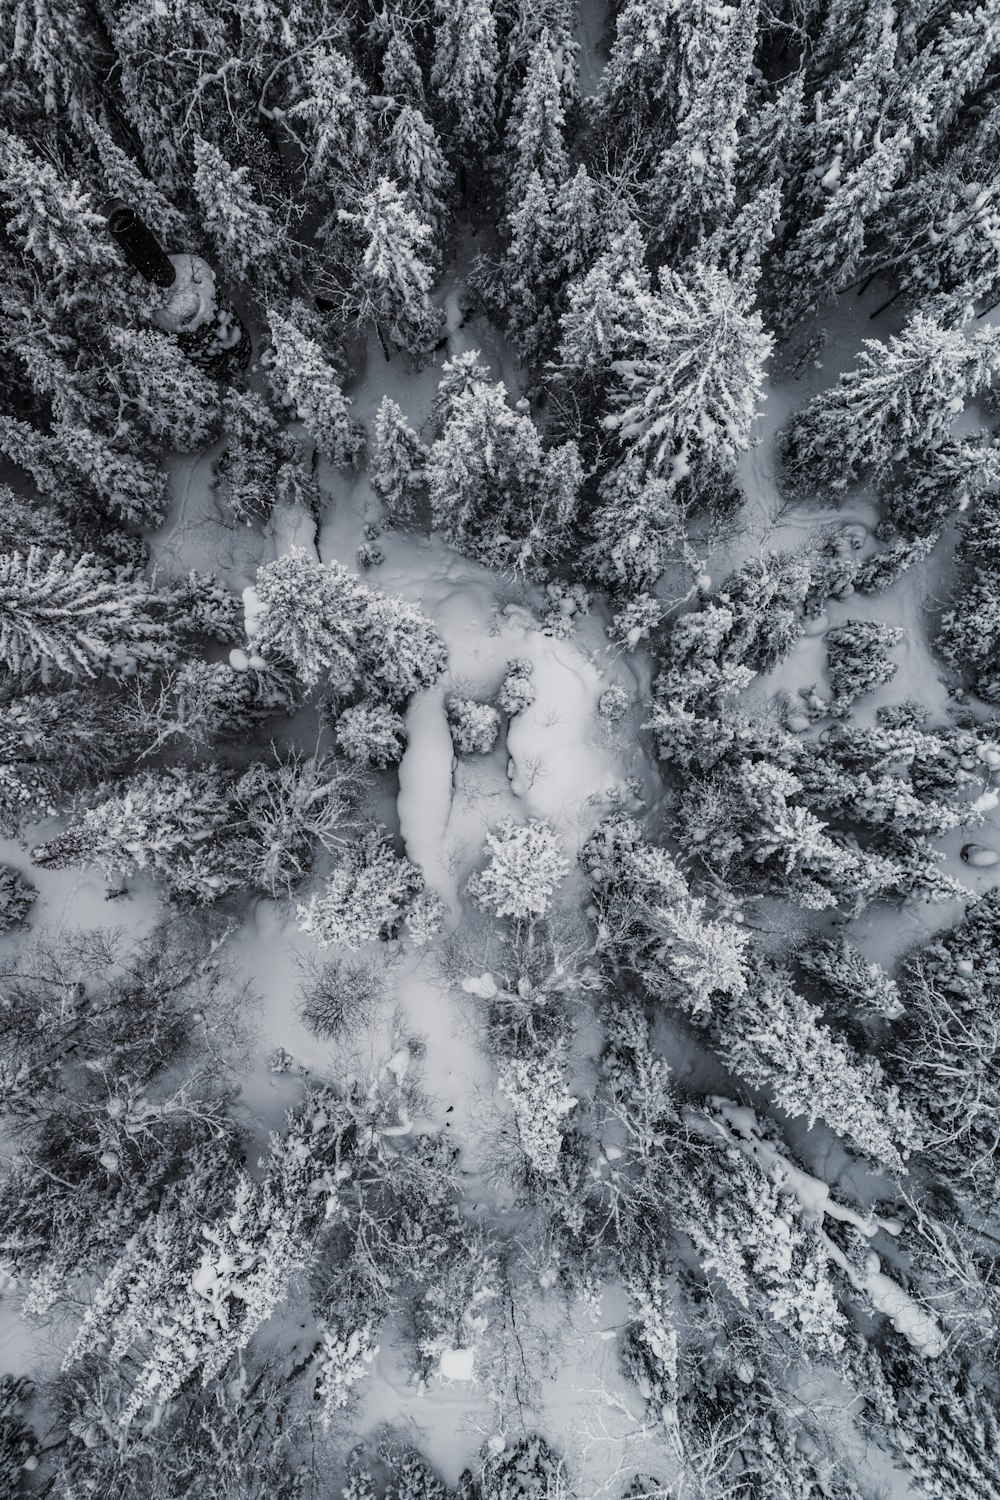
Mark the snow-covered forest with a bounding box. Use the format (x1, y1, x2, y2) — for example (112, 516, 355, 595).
(2, 0, 1000, 1494)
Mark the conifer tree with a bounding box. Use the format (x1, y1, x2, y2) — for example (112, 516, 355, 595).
(0, 548, 173, 681)
(288, 47, 373, 205)
(605, 261, 771, 485)
(264, 310, 364, 466)
(785, 313, 1000, 492)
(371, 397, 429, 525)
(430, 0, 500, 167)
(0, 128, 120, 310)
(341, 177, 443, 357)
(192, 137, 281, 286)
(387, 104, 453, 246)
(505, 28, 569, 201)
(106, 327, 222, 452)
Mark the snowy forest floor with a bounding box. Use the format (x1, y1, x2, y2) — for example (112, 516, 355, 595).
(2, 248, 1000, 1497)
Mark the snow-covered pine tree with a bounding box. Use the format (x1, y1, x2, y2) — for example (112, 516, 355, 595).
(264, 309, 364, 466)
(426, 360, 580, 571)
(784, 313, 1000, 493)
(0, 127, 120, 310)
(106, 327, 222, 452)
(0, 548, 173, 681)
(388, 103, 453, 256)
(371, 396, 429, 525)
(192, 136, 281, 286)
(646, 0, 759, 257)
(604, 261, 771, 486)
(430, 0, 500, 168)
(340, 177, 443, 357)
(297, 829, 435, 948)
(505, 28, 569, 202)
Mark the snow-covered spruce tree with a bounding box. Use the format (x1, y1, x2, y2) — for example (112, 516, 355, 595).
(937, 487, 1000, 702)
(298, 829, 442, 950)
(0, 127, 121, 311)
(783, 313, 1000, 494)
(213, 389, 291, 527)
(82, 112, 189, 243)
(430, 0, 500, 170)
(250, 548, 446, 701)
(852, 1333, 1000, 1500)
(645, 0, 758, 258)
(504, 27, 569, 203)
(825, 620, 902, 701)
(106, 327, 222, 452)
(426, 358, 581, 572)
(880, 434, 1000, 540)
(462, 1435, 573, 1500)
(192, 136, 281, 287)
(796, 933, 902, 1024)
(131, 659, 288, 753)
(388, 103, 454, 249)
(0, 864, 35, 931)
(340, 177, 443, 357)
(604, 261, 771, 487)
(0, 548, 174, 681)
(582, 454, 688, 595)
(371, 396, 429, 525)
(264, 309, 364, 466)
(0, 412, 167, 529)
(0, 924, 244, 1315)
(496, 657, 535, 715)
(287, 46, 373, 207)
(467, 818, 568, 922)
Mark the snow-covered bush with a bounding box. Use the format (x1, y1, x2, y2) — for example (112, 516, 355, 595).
(608, 593, 664, 649)
(465, 1435, 573, 1500)
(298, 955, 386, 1039)
(336, 701, 407, 768)
(297, 831, 432, 950)
(598, 684, 629, 722)
(467, 820, 568, 922)
(496, 659, 535, 716)
(447, 696, 501, 754)
(0, 864, 35, 930)
(497, 1051, 578, 1178)
(313, 1318, 379, 1425)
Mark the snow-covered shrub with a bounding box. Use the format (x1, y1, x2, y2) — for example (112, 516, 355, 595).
(297, 831, 430, 950)
(0, 864, 35, 930)
(466, 1435, 573, 1500)
(313, 1318, 379, 1425)
(497, 1051, 577, 1178)
(826, 620, 902, 700)
(356, 542, 385, 570)
(542, 581, 591, 637)
(405, 888, 446, 946)
(609, 594, 664, 649)
(598, 684, 629, 722)
(298, 955, 386, 1038)
(336, 701, 407, 768)
(467, 820, 568, 922)
(447, 696, 501, 754)
(496, 658, 535, 716)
